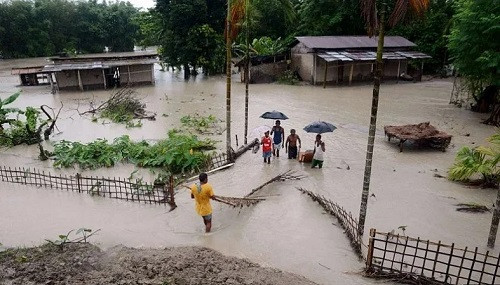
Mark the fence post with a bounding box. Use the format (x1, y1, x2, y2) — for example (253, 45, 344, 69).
(168, 175, 177, 209)
(76, 173, 81, 193)
(366, 228, 376, 270)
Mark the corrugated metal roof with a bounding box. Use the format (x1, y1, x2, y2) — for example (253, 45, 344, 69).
(396, 51, 432, 59)
(295, 36, 416, 50)
(11, 66, 45, 75)
(317, 49, 430, 62)
(50, 51, 158, 61)
(42, 58, 158, 72)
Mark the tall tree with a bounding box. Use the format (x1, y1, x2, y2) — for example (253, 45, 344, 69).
(358, 0, 429, 235)
(448, 0, 500, 126)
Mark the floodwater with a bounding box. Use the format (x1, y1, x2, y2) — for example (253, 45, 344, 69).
(0, 57, 498, 284)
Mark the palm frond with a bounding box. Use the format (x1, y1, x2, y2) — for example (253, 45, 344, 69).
(388, 0, 429, 27)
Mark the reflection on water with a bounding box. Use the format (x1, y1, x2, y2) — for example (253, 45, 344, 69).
(0, 57, 498, 284)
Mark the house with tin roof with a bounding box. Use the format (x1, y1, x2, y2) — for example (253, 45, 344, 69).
(290, 36, 430, 86)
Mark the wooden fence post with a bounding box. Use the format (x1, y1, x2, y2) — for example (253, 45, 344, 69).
(366, 228, 376, 270)
(76, 173, 81, 193)
(168, 175, 176, 209)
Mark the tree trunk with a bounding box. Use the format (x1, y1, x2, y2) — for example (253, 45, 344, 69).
(226, 0, 232, 157)
(244, 0, 249, 145)
(488, 185, 500, 247)
(184, 64, 190, 80)
(358, 15, 385, 236)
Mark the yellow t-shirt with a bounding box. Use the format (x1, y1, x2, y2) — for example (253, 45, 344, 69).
(190, 183, 214, 216)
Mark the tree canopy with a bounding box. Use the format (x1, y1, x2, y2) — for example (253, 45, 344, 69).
(448, 0, 500, 85)
(0, 0, 139, 58)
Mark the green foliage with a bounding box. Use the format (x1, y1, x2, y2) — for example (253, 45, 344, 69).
(0, 0, 139, 58)
(390, 0, 454, 73)
(0, 92, 21, 126)
(45, 228, 100, 251)
(134, 10, 162, 48)
(52, 133, 216, 174)
(157, 0, 225, 74)
(0, 106, 46, 147)
(448, 133, 500, 186)
(180, 114, 222, 134)
(277, 70, 299, 85)
(251, 37, 286, 56)
(448, 0, 500, 85)
(296, 0, 364, 36)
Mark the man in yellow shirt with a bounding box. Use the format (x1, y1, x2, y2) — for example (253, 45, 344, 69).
(190, 172, 215, 232)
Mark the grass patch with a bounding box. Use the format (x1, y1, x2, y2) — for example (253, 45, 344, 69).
(180, 114, 223, 134)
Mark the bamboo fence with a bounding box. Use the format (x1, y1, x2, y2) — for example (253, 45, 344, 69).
(366, 229, 500, 284)
(296, 187, 362, 255)
(0, 166, 172, 205)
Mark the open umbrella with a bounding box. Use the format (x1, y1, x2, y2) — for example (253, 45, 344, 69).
(303, 121, 337, 134)
(260, 110, 289, 120)
(249, 125, 272, 140)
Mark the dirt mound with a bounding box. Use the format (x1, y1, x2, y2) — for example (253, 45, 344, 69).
(0, 243, 316, 285)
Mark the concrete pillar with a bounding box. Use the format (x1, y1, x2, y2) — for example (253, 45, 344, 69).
(313, 54, 317, 85)
(77, 70, 83, 91)
(102, 69, 107, 89)
(151, 64, 155, 85)
(397, 60, 401, 83)
(127, 65, 131, 84)
(349, 63, 354, 86)
(323, 61, 328, 88)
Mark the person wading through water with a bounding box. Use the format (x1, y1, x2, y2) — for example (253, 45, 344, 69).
(190, 173, 215, 232)
(261, 131, 272, 164)
(312, 134, 326, 169)
(271, 120, 285, 157)
(285, 129, 301, 159)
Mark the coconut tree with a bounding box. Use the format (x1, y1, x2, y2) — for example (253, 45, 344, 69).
(227, 0, 294, 145)
(358, 0, 430, 235)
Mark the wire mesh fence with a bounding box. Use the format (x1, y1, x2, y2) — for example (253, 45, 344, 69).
(366, 229, 500, 284)
(296, 187, 361, 255)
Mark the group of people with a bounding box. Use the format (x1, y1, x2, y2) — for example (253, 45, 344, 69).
(189, 121, 327, 233)
(261, 120, 326, 168)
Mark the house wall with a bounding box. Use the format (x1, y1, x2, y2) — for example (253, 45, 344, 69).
(55, 70, 79, 88)
(80, 69, 105, 90)
(313, 59, 409, 84)
(248, 61, 288, 83)
(118, 64, 153, 84)
(291, 53, 314, 83)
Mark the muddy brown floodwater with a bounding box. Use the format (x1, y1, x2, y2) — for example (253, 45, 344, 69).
(0, 57, 498, 284)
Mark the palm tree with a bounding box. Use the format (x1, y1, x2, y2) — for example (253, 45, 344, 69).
(358, 0, 429, 235)
(229, 0, 295, 145)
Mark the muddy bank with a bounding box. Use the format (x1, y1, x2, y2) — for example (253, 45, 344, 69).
(0, 243, 316, 285)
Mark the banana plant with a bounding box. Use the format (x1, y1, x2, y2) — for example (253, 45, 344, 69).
(0, 92, 21, 129)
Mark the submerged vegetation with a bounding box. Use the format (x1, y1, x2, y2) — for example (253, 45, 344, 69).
(52, 132, 216, 174)
(448, 133, 500, 187)
(180, 114, 223, 134)
(0, 93, 56, 147)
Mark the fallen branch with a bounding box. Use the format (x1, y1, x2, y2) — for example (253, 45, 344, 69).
(245, 170, 306, 197)
(456, 203, 490, 213)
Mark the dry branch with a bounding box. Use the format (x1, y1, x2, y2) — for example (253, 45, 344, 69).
(245, 170, 306, 197)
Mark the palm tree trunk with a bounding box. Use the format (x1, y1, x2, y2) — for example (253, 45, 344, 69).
(488, 186, 500, 247)
(226, 0, 232, 157)
(358, 13, 385, 236)
(244, 0, 249, 145)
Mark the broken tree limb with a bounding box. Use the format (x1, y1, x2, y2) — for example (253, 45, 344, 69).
(180, 185, 265, 208)
(245, 170, 306, 197)
(233, 138, 259, 159)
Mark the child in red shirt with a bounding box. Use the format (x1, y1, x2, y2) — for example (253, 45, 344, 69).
(261, 131, 272, 164)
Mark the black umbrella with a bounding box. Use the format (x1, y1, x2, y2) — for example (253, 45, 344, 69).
(260, 110, 289, 120)
(303, 121, 337, 134)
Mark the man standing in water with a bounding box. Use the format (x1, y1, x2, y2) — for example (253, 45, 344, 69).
(190, 173, 215, 232)
(270, 120, 285, 157)
(312, 134, 325, 169)
(285, 129, 301, 159)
